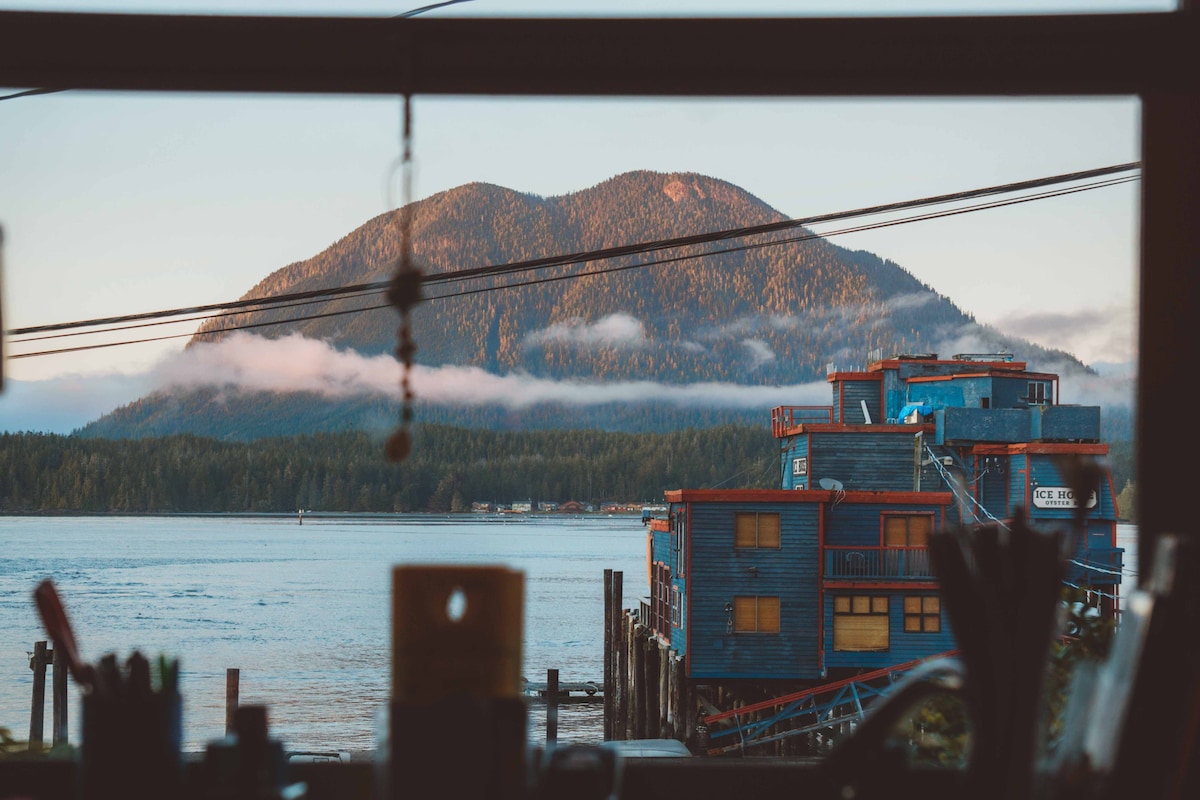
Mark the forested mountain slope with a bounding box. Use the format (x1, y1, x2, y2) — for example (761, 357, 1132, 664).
(84, 171, 1084, 439)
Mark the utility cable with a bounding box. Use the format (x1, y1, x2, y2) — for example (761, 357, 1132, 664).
(6, 163, 1140, 338)
(6, 173, 1138, 359)
(6, 172, 1139, 359)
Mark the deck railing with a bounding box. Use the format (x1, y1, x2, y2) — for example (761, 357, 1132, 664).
(825, 546, 935, 580)
(771, 405, 834, 437)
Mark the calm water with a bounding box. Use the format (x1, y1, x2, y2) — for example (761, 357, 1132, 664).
(0, 514, 650, 752)
(0, 516, 1139, 753)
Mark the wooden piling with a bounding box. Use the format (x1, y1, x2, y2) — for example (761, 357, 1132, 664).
(225, 668, 240, 736)
(631, 623, 645, 739)
(28, 640, 48, 750)
(603, 569, 613, 740)
(546, 668, 559, 745)
(612, 573, 624, 739)
(662, 642, 672, 738)
(51, 643, 67, 746)
(618, 611, 631, 740)
(643, 632, 659, 738)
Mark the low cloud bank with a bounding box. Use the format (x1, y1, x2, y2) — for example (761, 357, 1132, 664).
(523, 313, 647, 349)
(154, 332, 829, 409)
(989, 303, 1137, 366)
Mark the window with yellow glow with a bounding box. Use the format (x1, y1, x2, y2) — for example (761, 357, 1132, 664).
(735, 512, 781, 548)
(833, 594, 890, 651)
(733, 596, 780, 633)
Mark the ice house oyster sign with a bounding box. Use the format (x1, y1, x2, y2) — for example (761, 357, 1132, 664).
(1031, 486, 1098, 509)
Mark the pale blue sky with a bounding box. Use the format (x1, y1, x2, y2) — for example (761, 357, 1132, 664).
(0, 0, 1158, 430)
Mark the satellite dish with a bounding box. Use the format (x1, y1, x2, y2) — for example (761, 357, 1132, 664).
(819, 478, 844, 491)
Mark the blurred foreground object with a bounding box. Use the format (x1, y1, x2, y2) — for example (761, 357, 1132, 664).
(382, 565, 526, 800)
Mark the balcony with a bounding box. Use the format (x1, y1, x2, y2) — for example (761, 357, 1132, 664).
(771, 406, 834, 438)
(825, 546, 935, 580)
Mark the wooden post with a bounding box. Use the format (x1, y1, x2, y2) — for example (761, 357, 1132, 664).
(225, 668, 240, 736)
(644, 635, 660, 737)
(612, 572, 623, 738)
(603, 569, 613, 740)
(546, 668, 559, 745)
(51, 642, 68, 746)
(28, 640, 48, 750)
(631, 623, 645, 739)
(618, 612, 630, 740)
(626, 619, 636, 740)
(662, 642, 672, 743)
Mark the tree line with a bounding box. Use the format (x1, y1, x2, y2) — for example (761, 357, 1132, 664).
(0, 425, 777, 514)
(0, 424, 1135, 518)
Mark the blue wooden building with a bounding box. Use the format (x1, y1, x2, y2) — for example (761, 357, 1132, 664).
(645, 353, 1123, 685)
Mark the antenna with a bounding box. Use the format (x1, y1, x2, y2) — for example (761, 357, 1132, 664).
(818, 478, 844, 491)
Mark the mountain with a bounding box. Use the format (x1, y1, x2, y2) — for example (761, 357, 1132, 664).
(81, 171, 1084, 440)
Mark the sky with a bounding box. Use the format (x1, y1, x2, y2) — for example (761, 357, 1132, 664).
(0, 0, 1160, 432)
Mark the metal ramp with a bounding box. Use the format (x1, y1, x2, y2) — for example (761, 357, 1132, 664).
(703, 651, 959, 755)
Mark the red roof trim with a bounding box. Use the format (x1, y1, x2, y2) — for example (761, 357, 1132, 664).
(971, 443, 1109, 455)
(801, 423, 935, 434)
(663, 489, 952, 505)
(823, 581, 942, 590)
(827, 371, 880, 382)
(870, 358, 1028, 372)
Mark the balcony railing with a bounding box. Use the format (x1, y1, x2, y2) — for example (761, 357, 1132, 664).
(771, 405, 834, 437)
(825, 546, 935, 580)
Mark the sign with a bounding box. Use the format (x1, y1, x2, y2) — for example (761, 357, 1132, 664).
(792, 457, 808, 476)
(1031, 486, 1098, 509)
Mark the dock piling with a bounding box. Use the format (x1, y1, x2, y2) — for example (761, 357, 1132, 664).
(603, 569, 613, 739)
(28, 640, 48, 751)
(225, 668, 240, 736)
(51, 643, 67, 746)
(546, 668, 558, 744)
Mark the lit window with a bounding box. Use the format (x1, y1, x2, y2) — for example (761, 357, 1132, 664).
(883, 514, 932, 547)
(733, 596, 780, 633)
(833, 595, 889, 651)
(903, 596, 941, 633)
(735, 512, 781, 548)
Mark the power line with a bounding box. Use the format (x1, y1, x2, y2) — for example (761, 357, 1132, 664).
(11, 173, 1135, 345)
(0, 87, 63, 102)
(5, 172, 1138, 360)
(7, 162, 1140, 338)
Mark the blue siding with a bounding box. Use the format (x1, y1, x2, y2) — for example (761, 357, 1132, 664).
(1027, 456, 1117, 523)
(810, 432, 931, 492)
(840, 380, 881, 425)
(1010, 454, 1029, 510)
(1037, 405, 1101, 442)
(937, 408, 1032, 444)
(906, 381, 965, 410)
(781, 437, 811, 490)
(686, 502, 821, 680)
(978, 455, 1009, 520)
(823, 590, 956, 670)
(883, 370, 907, 422)
(824, 504, 886, 547)
(823, 501, 948, 548)
(832, 381, 844, 423)
(672, 575, 687, 655)
(993, 376, 1034, 408)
